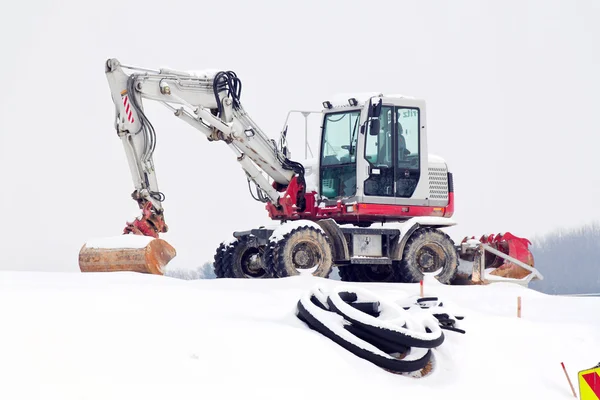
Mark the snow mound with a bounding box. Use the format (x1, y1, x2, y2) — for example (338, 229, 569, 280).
(0, 272, 598, 400)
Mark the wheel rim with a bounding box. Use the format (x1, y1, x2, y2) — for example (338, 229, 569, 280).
(291, 242, 321, 273)
(274, 227, 333, 278)
(415, 243, 447, 275)
(241, 248, 266, 278)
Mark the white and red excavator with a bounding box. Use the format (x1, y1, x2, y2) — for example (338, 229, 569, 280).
(78, 58, 541, 285)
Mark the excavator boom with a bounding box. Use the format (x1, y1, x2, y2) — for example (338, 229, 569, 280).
(80, 58, 304, 274)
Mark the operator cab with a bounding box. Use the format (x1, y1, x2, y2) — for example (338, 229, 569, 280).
(317, 94, 452, 221)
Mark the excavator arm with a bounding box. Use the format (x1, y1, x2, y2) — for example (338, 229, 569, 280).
(104, 58, 303, 236)
(79, 59, 309, 274)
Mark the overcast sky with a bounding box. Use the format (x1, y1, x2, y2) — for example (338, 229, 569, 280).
(1, 0, 599, 272)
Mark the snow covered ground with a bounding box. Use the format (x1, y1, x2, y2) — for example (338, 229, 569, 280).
(0, 271, 598, 400)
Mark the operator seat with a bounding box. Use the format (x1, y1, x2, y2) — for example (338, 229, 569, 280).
(322, 155, 340, 166)
(397, 122, 408, 161)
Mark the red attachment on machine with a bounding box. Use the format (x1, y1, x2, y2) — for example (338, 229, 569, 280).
(460, 232, 535, 281)
(123, 201, 168, 238)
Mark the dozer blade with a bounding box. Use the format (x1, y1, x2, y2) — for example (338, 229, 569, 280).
(79, 235, 176, 275)
(461, 232, 536, 283)
(487, 232, 534, 280)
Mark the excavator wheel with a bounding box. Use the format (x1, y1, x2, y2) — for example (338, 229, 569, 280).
(221, 236, 271, 279)
(338, 265, 357, 282)
(213, 242, 230, 278)
(355, 263, 400, 282)
(339, 264, 400, 283)
(271, 226, 333, 278)
(399, 227, 458, 284)
(262, 242, 277, 277)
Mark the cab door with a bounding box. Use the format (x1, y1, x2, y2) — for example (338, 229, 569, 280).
(363, 105, 395, 203)
(362, 105, 422, 205)
(395, 106, 421, 201)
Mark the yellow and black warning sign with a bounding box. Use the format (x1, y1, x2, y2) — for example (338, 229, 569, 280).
(579, 364, 600, 400)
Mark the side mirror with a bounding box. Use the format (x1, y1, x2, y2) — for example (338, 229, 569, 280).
(369, 118, 380, 136)
(367, 98, 382, 118)
(372, 98, 382, 117)
(367, 98, 382, 136)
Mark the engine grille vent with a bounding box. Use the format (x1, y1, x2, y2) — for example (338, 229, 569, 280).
(429, 168, 448, 200)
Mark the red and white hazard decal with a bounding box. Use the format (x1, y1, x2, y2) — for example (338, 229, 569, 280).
(122, 95, 135, 123)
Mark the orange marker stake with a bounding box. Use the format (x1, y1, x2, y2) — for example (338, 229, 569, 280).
(419, 280, 424, 297)
(560, 362, 577, 398)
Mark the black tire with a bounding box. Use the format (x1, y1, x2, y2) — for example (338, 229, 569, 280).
(399, 227, 459, 284)
(262, 241, 277, 277)
(352, 263, 400, 283)
(338, 265, 357, 282)
(223, 236, 270, 279)
(213, 242, 230, 278)
(272, 226, 333, 278)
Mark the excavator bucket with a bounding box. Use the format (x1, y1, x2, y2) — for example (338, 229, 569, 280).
(79, 235, 176, 275)
(459, 232, 536, 283)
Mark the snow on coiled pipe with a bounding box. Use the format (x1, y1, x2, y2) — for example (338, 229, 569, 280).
(296, 284, 433, 373)
(297, 286, 393, 357)
(295, 283, 454, 373)
(327, 286, 444, 349)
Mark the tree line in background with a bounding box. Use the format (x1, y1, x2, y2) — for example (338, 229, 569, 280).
(529, 222, 600, 295)
(166, 262, 216, 280)
(175, 223, 600, 295)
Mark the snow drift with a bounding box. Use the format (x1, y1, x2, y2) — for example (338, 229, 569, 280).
(0, 271, 598, 400)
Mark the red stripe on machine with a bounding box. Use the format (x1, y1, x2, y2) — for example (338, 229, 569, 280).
(122, 95, 135, 123)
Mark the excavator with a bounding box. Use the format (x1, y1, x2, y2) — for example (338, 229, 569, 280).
(78, 58, 541, 285)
